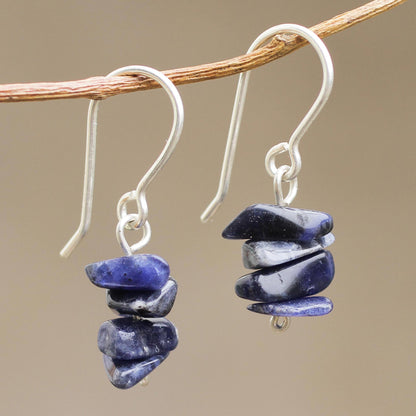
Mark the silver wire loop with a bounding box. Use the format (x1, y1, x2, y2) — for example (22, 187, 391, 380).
(60, 65, 184, 258)
(117, 191, 140, 230)
(201, 24, 333, 222)
(270, 316, 291, 331)
(273, 165, 298, 206)
(265, 141, 290, 177)
(139, 376, 149, 387)
(116, 214, 152, 256)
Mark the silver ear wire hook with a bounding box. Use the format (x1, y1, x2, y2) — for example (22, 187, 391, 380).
(60, 65, 184, 258)
(201, 24, 334, 222)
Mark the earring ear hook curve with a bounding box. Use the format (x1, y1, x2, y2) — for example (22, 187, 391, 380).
(200, 24, 333, 223)
(60, 65, 184, 258)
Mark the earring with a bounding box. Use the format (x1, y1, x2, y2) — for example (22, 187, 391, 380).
(61, 65, 184, 388)
(201, 24, 335, 331)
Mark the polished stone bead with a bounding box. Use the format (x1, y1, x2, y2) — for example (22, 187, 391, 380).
(242, 233, 335, 269)
(85, 254, 170, 290)
(103, 353, 168, 389)
(247, 296, 333, 316)
(316, 233, 335, 248)
(98, 317, 178, 360)
(235, 250, 334, 302)
(107, 278, 178, 317)
(222, 204, 333, 243)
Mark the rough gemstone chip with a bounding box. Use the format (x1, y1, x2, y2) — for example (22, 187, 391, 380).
(85, 254, 170, 290)
(222, 204, 333, 243)
(316, 233, 335, 248)
(103, 353, 168, 389)
(97, 317, 178, 360)
(247, 296, 333, 317)
(107, 278, 178, 317)
(235, 250, 334, 302)
(242, 233, 335, 269)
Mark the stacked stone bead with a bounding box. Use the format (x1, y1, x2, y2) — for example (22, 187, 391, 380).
(85, 254, 178, 389)
(222, 204, 335, 319)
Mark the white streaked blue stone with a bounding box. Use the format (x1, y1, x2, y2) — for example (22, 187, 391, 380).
(107, 278, 178, 317)
(242, 233, 335, 269)
(222, 204, 333, 243)
(85, 254, 170, 290)
(103, 353, 168, 389)
(316, 233, 335, 248)
(235, 250, 334, 302)
(98, 317, 178, 360)
(247, 296, 333, 316)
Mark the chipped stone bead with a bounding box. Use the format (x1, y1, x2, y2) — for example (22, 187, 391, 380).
(247, 296, 333, 317)
(316, 233, 335, 248)
(107, 278, 178, 318)
(103, 353, 168, 389)
(235, 250, 334, 302)
(85, 254, 170, 290)
(97, 317, 178, 360)
(242, 233, 335, 269)
(222, 204, 333, 243)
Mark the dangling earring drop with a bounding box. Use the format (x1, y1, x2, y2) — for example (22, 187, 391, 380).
(201, 24, 335, 331)
(61, 65, 184, 388)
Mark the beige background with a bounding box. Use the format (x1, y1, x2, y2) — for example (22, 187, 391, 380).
(1, 1, 415, 415)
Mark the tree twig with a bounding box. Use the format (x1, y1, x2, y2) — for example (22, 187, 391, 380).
(0, 0, 407, 103)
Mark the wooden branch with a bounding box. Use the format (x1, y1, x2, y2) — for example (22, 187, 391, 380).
(0, 0, 407, 103)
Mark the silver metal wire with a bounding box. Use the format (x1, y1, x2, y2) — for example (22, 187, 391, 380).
(117, 190, 138, 230)
(116, 214, 152, 256)
(200, 24, 334, 222)
(273, 165, 298, 206)
(60, 65, 184, 258)
(264, 141, 289, 177)
(139, 376, 150, 387)
(270, 316, 291, 331)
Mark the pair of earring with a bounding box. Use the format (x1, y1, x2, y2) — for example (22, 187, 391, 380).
(61, 24, 335, 390)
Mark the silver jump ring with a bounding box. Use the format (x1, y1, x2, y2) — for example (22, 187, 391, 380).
(265, 142, 290, 178)
(270, 316, 291, 331)
(116, 214, 152, 256)
(273, 165, 298, 206)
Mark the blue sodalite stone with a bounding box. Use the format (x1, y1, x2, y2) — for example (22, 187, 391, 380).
(242, 233, 335, 269)
(107, 278, 178, 317)
(103, 353, 168, 389)
(316, 233, 335, 248)
(85, 254, 170, 290)
(222, 204, 333, 243)
(248, 296, 333, 317)
(98, 317, 178, 360)
(235, 250, 334, 302)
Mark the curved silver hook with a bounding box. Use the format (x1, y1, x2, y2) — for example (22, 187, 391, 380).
(201, 24, 334, 222)
(60, 65, 184, 258)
